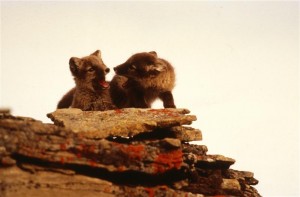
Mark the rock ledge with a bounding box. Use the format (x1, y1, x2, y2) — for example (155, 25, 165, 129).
(0, 108, 261, 197)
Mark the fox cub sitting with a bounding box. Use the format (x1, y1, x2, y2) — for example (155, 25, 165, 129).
(57, 50, 116, 111)
(110, 51, 176, 108)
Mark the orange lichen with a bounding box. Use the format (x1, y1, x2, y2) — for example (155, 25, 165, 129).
(144, 188, 155, 197)
(103, 186, 112, 193)
(60, 156, 65, 164)
(76, 153, 82, 158)
(157, 185, 168, 191)
(75, 144, 85, 151)
(120, 144, 145, 160)
(153, 149, 183, 173)
(148, 109, 179, 117)
(117, 165, 126, 172)
(60, 143, 67, 151)
(197, 155, 204, 160)
(67, 156, 75, 161)
(114, 109, 123, 114)
(89, 160, 97, 167)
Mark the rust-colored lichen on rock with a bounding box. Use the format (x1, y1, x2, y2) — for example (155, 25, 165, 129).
(153, 149, 183, 173)
(120, 144, 145, 160)
(0, 108, 261, 197)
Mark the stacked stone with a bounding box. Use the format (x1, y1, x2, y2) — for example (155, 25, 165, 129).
(0, 108, 260, 197)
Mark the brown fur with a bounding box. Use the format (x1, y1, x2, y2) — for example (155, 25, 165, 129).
(110, 51, 176, 108)
(57, 87, 75, 109)
(57, 50, 116, 111)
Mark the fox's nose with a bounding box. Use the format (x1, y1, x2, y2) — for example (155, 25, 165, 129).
(105, 68, 110, 73)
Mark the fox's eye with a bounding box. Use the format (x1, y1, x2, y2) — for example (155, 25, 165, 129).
(87, 67, 95, 72)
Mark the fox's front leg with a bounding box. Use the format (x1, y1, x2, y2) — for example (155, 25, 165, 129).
(130, 90, 149, 108)
(159, 91, 176, 108)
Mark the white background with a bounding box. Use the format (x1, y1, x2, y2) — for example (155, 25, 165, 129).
(1, 1, 299, 196)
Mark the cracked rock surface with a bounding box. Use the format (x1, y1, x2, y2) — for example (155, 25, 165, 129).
(0, 108, 261, 197)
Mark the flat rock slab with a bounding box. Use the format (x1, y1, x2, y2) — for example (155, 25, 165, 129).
(169, 126, 202, 141)
(47, 108, 197, 139)
(1, 166, 201, 197)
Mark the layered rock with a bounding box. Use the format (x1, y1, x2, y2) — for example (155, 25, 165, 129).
(0, 108, 261, 196)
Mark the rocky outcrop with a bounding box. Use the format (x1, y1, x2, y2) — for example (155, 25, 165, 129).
(0, 108, 260, 197)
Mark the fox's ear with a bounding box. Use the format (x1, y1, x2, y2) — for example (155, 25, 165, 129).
(91, 50, 101, 58)
(149, 51, 157, 58)
(153, 63, 166, 72)
(69, 57, 82, 76)
(147, 63, 166, 74)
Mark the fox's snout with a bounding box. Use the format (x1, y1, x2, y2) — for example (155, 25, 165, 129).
(113, 65, 123, 75)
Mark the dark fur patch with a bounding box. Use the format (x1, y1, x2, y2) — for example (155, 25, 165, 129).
(110, 51, 176, 108)
(57, 50, 116, 111)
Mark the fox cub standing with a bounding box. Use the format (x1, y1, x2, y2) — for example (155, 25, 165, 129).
(110, 51, 176, 108)
(57, 50, 116, 111)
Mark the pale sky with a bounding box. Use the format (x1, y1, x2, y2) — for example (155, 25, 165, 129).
(1, 1, 299, 196)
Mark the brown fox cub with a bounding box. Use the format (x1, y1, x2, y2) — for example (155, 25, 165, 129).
(57, 50, 116, 111)
(110, 51, 176, 108)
